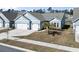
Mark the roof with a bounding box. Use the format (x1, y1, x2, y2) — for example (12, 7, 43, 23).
(42, 13, 65, 21)
(29, 13, 46, 21)
(2, 11, 24, 21)
(73, 8, 79, 23)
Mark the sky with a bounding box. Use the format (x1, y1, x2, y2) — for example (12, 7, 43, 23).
(2, 7, 73, 11)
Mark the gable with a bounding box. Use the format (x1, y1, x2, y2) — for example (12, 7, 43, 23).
(24, 13, 40, 23)
(50, 18, 61, 23)
(15, 16, 30, 24)
(0, 12, 9, 22)
(42, 13, 64, 21)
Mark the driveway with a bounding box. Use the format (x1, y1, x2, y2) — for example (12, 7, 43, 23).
(9, 29, 35, 36)
(0, 45, 24, 52)
(0, 29, 35, 40)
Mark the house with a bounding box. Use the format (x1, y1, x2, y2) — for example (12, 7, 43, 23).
(15, 15, 31, 30)
(73, 8, 79, 42)
(0, 12, 9, 28)
(24, 12, 47, 30)
(42, 13, 66, 29)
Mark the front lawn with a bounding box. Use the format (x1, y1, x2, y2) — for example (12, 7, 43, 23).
(0, 39, 66, 52)
(16, 28, 79, 48)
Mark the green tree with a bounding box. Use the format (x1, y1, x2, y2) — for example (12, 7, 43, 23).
(70, 9, 73, 15)
(43, 22, 50, 30)
(49, 23, 55, 30)
(47, 7, 52, 12)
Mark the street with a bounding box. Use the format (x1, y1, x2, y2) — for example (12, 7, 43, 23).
(0, 45, 24, 52)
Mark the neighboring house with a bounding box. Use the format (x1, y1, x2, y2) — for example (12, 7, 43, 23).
(0, 12, 9, 28)
(24, 13, 47, 30)
(15, 15, 31, 30)
(42, 13, 66, 29)
(2, 11, 19, 29)
(73, 8, 79, 42)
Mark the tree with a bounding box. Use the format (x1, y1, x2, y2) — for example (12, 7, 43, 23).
(33, 9, 36, 12)
(47, 7, 52, 12)
(43, 22, 50, 30)
(49, 23, 55, 30)
(0, 9, 3, 12)
(70, 9, 73, 15)
(7, 9, 11, 12)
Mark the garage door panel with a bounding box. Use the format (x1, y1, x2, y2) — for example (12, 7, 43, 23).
(16, 24, 29, 30)
(32, 24, 39, 30)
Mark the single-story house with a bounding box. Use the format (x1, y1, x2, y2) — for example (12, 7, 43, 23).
(73, 8, 79, 42)
(0, 12, 9, 28)
(24, 13, 47, 30)
(42, 13, 66, 29)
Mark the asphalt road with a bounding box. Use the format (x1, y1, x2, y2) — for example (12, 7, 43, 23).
(0, 45, 24, 52)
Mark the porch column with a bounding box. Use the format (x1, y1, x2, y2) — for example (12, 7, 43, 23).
(29, 21, 32, 30)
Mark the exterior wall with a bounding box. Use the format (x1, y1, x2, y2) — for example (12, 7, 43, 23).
(73, 20, 79, 42)
(5, 22, 9, 28)
(15, 16, 30, 29)
(24, 13, 41, 30)
(50, 18, 62, 29)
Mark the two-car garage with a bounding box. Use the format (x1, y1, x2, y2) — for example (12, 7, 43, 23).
(15, 16, 40, 30)
(15, 24, 29, 30)
(15, 23, 40, 30)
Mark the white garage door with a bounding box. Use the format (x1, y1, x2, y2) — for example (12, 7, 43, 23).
(0, 23, 3, 27)
(16, 24, 29, 30)
(32, 24, 39, 30)
(75, 26, 79, 42)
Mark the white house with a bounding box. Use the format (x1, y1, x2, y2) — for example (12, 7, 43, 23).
(15, 15, 31, 30)
(24, 13, 46, 30)
(0, 12, 9, 28)
(73, 8, 79, 42)
(42, 13, 65, 29)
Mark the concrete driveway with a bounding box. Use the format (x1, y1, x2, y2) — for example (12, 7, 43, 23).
(9, 29, 35, 36)
(0, 29, 35, 40)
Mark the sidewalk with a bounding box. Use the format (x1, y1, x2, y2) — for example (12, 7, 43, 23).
(13, 38, 79, 52)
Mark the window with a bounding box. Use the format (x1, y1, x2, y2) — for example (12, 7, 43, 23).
(57, 23, 59, 27)
(54, 23, 56, 27)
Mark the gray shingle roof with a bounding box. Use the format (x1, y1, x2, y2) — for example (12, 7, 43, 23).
(42, 13, 65, 21)
(2, 11, 19, 21)
(30, 13, 46, 21)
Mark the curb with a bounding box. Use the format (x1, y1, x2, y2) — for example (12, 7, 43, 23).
(0, 43, 36, 52)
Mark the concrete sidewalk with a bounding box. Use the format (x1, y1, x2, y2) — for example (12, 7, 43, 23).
(14, 38, 79, 52)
